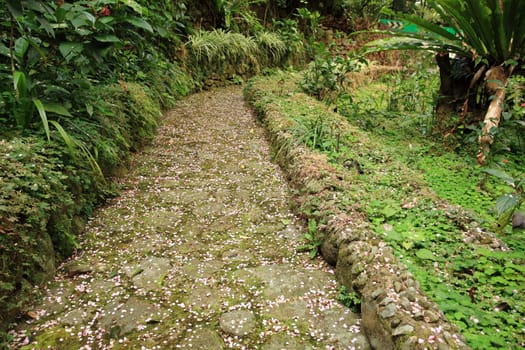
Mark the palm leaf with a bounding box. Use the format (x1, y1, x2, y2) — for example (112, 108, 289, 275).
(384, 8, 459, 42)
(49, 119, 75, 155)
(33, 99, 50, 141)
(49, 120, 104, 178)
(364, 36, 467, 57)
(370, 0, 525, 66)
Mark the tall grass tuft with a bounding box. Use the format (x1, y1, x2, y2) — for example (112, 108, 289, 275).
(186, 29, 297, 83)
(187, 29, 257, 69)
(255, 31, 288, 66)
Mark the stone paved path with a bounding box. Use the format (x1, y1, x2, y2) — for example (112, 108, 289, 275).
(12, 86, 370, 349)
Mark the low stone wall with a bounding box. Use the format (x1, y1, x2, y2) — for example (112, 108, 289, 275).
(244, 81, 471, 350)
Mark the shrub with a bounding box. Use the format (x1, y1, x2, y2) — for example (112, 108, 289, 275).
(255, 31, 288, 66)
(0, 138, 82, 329)
(300, 43, 365, 103)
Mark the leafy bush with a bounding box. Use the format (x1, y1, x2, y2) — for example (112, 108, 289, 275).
(300, 43, 364, 103)
(186, 29, 258, 80)
(297, 219, 323, 259)
(337, 285, 361, 313)
(295, 6, 321, 39)
(0, 0, 187, 137)
(255, 31, 288, 66)
(214, 0, 264, 33)
(0, 138, 98, 329)
(271, 18, 306, 65)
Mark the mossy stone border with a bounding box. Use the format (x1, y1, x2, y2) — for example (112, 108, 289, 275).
(244, 77, 471, 350)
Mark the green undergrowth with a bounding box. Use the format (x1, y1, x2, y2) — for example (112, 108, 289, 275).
(245, 70, 525, 350)
(0, 75, 192, 344)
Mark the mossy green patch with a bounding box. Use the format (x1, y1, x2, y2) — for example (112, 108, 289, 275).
(20, 327, 81, 350)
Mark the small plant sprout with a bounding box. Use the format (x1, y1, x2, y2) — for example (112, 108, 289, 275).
(297, 219, 323, 259)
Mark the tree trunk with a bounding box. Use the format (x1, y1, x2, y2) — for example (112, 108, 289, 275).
(477, 66, 511, 165)
(434, 53, 480, 136)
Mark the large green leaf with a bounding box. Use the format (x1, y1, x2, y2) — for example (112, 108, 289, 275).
(69, 11, 96, 29)
(59, 42, 84, 62)
(33, 99, 50, 141)
(482, 168, 516, 186)
(125, 17, 153, 33)
(36, 16, 55, 38)
(94, 34, 121, 43)
(120, 0, 148, 15)
(23, 0, 48, 13)
(416, 248, 438, 261)
(42, 102, 73, 117)
(0, 42, 10, 58)
(6, 0, 23, 18)
(495, 193, 521, 215)
(14, 37, 30, 60)
(13, 71, 28, 99)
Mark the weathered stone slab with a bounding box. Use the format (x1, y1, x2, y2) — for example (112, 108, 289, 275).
(99, 297, 165, 335)
(237, 264, 331, 299)
(178, 328, 225, 349)
(129, 257, 172, 291)
(219, 310, 257, 336)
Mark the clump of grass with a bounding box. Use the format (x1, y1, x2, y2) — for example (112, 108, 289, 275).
(255, 31, 288, 66)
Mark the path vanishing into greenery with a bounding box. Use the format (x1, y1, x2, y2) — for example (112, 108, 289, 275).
(11, 86, 370, 349)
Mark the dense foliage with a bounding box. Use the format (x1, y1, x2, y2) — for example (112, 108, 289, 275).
(249, 69, 524, 349)
(365, 0, 525, 166)
(0, 0, 193, 342)
(1, 0, 523, 348)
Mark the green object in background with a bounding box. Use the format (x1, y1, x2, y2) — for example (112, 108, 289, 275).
(379, 18, 456, 35)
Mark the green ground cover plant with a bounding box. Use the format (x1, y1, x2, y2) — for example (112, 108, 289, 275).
(246, 68, 525, 349)
(339, 66, 525, 349)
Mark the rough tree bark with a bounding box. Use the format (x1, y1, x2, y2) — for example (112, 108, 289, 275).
(435, 54, 515, 164)
(477, 65, 512, 165)
(434, 53, 473, 134)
